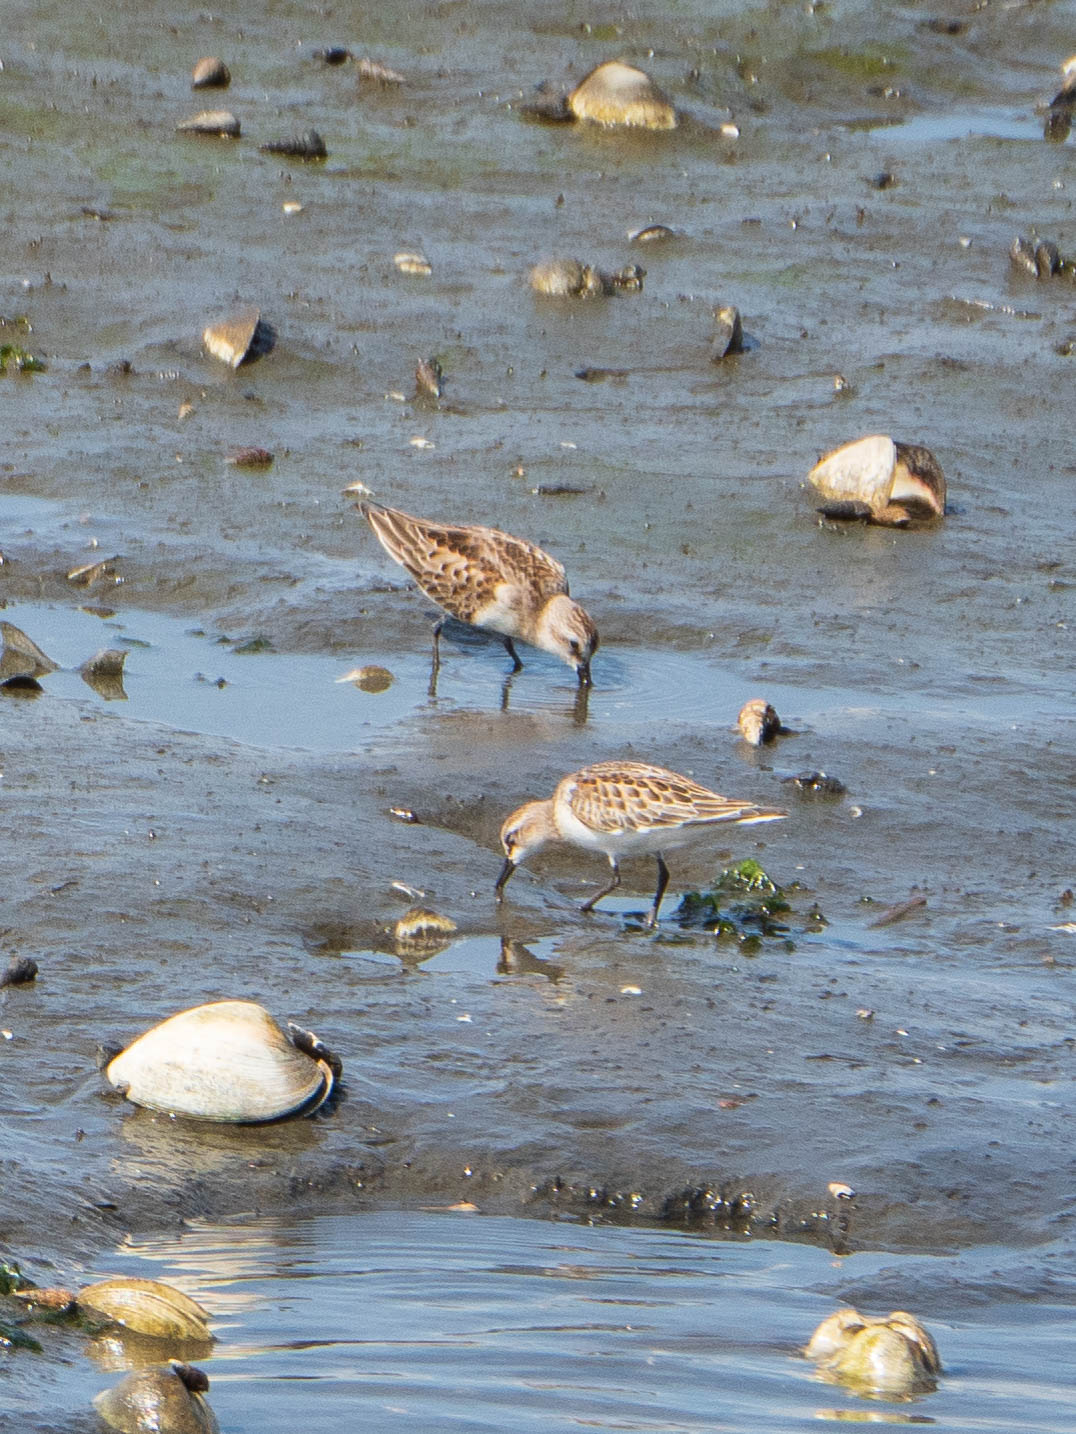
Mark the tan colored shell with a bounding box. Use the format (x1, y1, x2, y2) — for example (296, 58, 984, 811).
(202, 307, 260, 368)
(568, 61, 677, 129)
(106, 1000, 335, 1123)
(822, 1322, 938, 1395)
(529, 258, 604, 297)
(77, 1278, 212, 1341)
(93, 1364, 219, 1434)
(738, 699, 781, 746)
(808, 434, 946, 526)
(806, 1307, 941, 1395)
(176, 110, 240, 137)
(191, 58, 230, 89)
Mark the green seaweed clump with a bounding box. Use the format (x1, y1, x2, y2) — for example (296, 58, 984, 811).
(673, 859, 792, 951)
(0, 343, 46, 373)
(0, 1260, 23, 1295)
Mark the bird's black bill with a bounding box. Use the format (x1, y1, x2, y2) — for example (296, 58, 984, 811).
(494, 857, 516, 900)
(576, 660, 592, 687)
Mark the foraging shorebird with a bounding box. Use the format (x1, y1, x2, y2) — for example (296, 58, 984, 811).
(358, 502, 598, 685)
(496, 760, 786, 926)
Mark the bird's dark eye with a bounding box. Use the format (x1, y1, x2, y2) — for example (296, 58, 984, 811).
(569, 640, 581, 656)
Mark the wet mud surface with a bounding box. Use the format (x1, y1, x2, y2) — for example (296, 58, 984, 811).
(1, 0, 1074, 1336)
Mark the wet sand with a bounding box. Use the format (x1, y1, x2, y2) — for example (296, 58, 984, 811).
(1, 0, 1074, 1424)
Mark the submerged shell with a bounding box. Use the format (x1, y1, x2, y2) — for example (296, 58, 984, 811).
(568, 61, 677, 130)
(807, 434, 946, 526)
(77, 1279, 212, 1341)
(93, 1364, 219, 1434)
(807, 1307, 941, 1395)
(176, 110, 240, 137)
(822, 1323, 939, 1395)
(105, 1000, 335, 1123)
(805, 1306, 867, 1361)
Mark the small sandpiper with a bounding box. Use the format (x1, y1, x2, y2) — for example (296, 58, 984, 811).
(358, 501, 598, 685)
(496, 760, 786, 926)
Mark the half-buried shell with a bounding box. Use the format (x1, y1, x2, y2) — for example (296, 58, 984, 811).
(105, 1000, 337, 1123)
(15, 1277, 212, 1342)
(807, 434, 946, 527)
(78, 1279, 212, 1341)
(93, 1362, 219, 1434)
(567, 61, 677, 130)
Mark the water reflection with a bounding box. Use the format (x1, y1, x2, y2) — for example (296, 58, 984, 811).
(60, 1210, 1067, 1434)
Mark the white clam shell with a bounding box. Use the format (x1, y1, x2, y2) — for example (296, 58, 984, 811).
(106, 1000, 334, 1123)
(808, 434, 897, 510)
(568, 61, 677, 130)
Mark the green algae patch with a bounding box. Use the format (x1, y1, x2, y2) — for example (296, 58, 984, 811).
(0, 344, 45, 373)
(673, 859, 793, 950)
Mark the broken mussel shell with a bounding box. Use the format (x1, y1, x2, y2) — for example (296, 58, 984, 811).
(176, 110, 240, 138)
(191, 58, 230, 90)
(807, 434, 946, 527)
(260, 130, 327, 161)
(414, 356, 444, 399)
(568, 61, 677, 130)
(93, 1362, 219, 1434)
(17, 1278, 212, 1342)
(628, 223, 679, 244)
(806, 1308, 941, 1396)
(0, 620, 59, 683)
(357, 57, 406, 85)
(710, 304, 744, 360)
(737, 698, 782, 746)
(202, 307, 275, 368)
(105, 999, 339, 1123)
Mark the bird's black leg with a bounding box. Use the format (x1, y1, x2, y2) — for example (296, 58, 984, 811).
(503, 636, 524, 672)
(645, 854, 670, 928)
(428, 619, 444, 697)
(580, 858, 620, 914)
